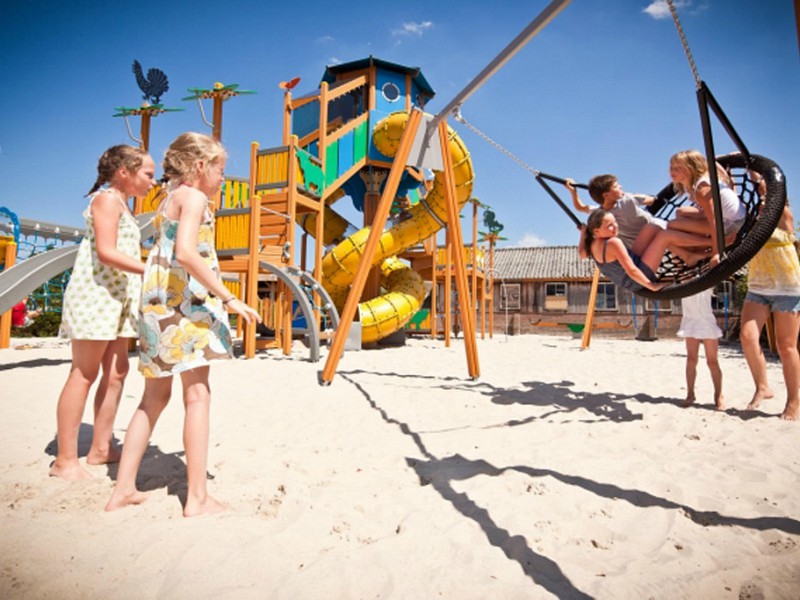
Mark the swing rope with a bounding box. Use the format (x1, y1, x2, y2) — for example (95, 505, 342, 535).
(452, 107, 542, 178)
(667, 0, 702, 90)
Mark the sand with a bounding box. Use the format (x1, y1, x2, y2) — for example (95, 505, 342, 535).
(1, 333, 798, 599)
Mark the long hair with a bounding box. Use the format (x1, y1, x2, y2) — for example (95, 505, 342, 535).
(87, 145, 148, 196)
(583, 208, 610, 258)
(162, 132, 226, 185)
(671, 149, 732, 196)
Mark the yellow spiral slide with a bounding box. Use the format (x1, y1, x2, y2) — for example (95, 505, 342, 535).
(303, 111, 474, 343)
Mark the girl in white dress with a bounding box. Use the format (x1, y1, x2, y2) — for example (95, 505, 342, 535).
(677, 287, 724, 410)
(52, 145, 155, 480)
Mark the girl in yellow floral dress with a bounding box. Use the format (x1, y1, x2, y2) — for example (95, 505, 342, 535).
(107, 132, 260, 516)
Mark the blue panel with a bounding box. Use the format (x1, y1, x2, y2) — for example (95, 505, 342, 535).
(375, 69, 407, 113)
(338, 130, 354, 178)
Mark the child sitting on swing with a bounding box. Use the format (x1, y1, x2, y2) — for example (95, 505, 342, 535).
(566, 174, 666, 259)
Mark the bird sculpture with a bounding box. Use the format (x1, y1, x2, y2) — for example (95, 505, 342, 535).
(279, 77, 301, 91)
(132, 60, 170, 105)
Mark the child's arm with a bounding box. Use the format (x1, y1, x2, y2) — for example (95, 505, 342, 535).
(631, 193, 655, 206)
(694, 182, 722, 266)
(173, 188, 261, 324)
(607, 238, 663, 291)
(565, 179, 595, 214)
(92, 192, 146, 275)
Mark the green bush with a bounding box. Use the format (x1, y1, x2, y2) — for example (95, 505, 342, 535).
(12, 312, 63, 338)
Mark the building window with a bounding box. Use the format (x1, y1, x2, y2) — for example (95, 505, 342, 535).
(544, 282, 567, 311)
(644, 297, 673, 313)
(499, 283, 521, 311)
(595, 282, 617, 311)
(381, 82, 401, 103)
(711, 281, 733, 312)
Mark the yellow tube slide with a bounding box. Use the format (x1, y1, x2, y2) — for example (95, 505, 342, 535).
(314, 111, 474, 343)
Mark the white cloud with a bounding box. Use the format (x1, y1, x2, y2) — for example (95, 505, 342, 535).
(643, 0, 688, 20)
(315, 35, 334, 44)
(328, 56, 342, 65)
(392, 21, 433, 37)
(514, 233, 547, 248)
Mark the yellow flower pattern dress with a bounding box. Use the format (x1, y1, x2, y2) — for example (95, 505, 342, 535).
(59, 192, 141, 340)
(747, 227, 800, 296)
(138, 190, 233, 378)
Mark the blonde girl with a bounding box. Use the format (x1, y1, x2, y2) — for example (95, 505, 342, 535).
(52, 145, 155, 480)
(667, 149, 746, 266)
(107, 132, 260, 516)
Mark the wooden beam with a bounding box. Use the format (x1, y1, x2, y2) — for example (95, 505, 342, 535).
(320, 109, 424, 384)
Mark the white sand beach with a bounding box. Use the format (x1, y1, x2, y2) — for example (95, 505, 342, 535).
(1, 333, 798, 599)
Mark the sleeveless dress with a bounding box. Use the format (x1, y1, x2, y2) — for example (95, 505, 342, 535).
(746, 227, 800, 296)
(593, 239, 655, 292)
(677, 288, 722, 340)
(59, 192, 141, 340)
(138, 188, 233, 378)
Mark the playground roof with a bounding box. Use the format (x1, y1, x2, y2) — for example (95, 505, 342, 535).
(321, 56, 435, 101)
(493, 246, 595, 281)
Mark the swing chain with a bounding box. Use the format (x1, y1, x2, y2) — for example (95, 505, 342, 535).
(667, 0, 702, 90)
(452, 106, 541, 178)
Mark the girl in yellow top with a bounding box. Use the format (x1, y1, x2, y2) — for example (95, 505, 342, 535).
(107, 133, 261, 516)
(740, 176, 800, 421)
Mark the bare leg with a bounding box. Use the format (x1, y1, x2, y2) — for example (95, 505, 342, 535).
(703, 338, 724, 410)
(773, 311, 800, 421)
(740, 301, 774, 409)
(181, 367, 224, 517)
(50, 340, 109, 480)
(87, 338, 131, 465)
(641, 228, 715, 274)
(682, 338, 699, 407)
(105, 377, 172, 511)
(631, 223, 662, 258)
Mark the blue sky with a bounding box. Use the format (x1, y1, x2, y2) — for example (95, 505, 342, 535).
(1, 0, 797, 251)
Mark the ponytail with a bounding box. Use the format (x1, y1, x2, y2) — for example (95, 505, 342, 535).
(86, 145, 147, 196)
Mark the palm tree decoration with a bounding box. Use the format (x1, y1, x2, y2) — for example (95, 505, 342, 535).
(183, 82, 256, 141)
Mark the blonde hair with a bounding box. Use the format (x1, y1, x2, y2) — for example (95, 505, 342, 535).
(162, 132, 227, 185)
(87, 145, 148, 196)
(670, 149, 732, 196)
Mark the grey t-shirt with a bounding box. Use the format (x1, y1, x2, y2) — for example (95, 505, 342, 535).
(612, 194, 665, 250)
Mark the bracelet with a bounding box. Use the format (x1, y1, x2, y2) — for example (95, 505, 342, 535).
(222, 296, 235, 305)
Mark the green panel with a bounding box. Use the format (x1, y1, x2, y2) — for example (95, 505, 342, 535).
(353, 121, 368, 163)
(296, 148, 325, 196)
(325, 140, 339, 188)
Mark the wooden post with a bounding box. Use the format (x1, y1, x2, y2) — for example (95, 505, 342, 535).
(581, 267, 601, 350)
(320, 109, 423, 384)
(430, 233, 438, 340)
(0, 242, 17, 349)
(212, 94, 223, 142)
(437, 119, 479, 378)
(471, 199, 478, 338)
(489, 239, 496, 338)
(243, 142, 261, 358)
(444, 232, 452, 347)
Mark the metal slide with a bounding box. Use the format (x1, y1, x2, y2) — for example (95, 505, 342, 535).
(0, 214, 156, 316)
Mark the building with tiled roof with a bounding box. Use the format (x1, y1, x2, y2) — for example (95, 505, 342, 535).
(484, 245, 737, 339)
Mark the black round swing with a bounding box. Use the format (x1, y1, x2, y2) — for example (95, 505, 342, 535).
(635, 152, 786, 300)
(452, 0, 788, 302)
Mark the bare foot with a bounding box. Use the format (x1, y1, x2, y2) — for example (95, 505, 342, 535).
(105, 489, 149, 512)
(714, 396, 725, 411)
(49, 460, 93, 480)
(681, 395, 696, 408)
(86, 445, 122, 465)
(780, 399, 799, 421)
(746, 387, 774, 410)
(183, 494, 226, 518)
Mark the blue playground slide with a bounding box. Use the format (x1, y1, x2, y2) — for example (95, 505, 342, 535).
(0, 214, 155, 316)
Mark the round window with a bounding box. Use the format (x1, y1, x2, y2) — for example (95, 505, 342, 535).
(381, 82, 401, 103)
